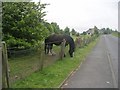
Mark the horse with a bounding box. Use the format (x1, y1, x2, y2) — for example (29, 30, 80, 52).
(44, 34, 75, 57)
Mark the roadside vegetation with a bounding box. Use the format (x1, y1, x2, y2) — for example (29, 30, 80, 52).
(11, 36, 99, 88)
(2, 1, 114, 88)
(112, 31, 120, 38)
(8, 34, 93, 85)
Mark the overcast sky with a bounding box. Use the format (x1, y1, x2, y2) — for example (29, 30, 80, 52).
(32, 0, 119, 33)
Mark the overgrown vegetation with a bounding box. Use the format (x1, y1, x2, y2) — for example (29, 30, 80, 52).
(2, 2, 115, 88)
(2, 2, 70, 49)
(2, 2, 49, 49)
(11, 36, 99, 88)
(112, 31, 120, 38)
(2, 2, 101, 51)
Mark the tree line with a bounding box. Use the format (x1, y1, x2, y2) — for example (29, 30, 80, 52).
(2, 2, 80, 50)
(2, 2, 115, 50)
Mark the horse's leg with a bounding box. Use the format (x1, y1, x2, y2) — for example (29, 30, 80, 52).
(50, 44, 53, 55)
(64, 54, 66, 57)
(44, 44, 48, 54)
(47, 44, 52, 55)
(47, 45, 51, 55)
(46, 45, 50, 54)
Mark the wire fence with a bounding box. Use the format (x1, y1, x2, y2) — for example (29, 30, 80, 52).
(8, 42, 61, 86)
(2, 34, 98, 87)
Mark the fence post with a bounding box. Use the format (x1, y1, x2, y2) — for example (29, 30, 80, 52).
(2, 41, 10, 88)
(81, 37, 84, 48)
(60, 39, 66, 60)
(38, 44, 44, 71)
(40, 50, 44, 71)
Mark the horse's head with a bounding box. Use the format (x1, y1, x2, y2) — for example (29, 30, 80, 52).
(69, 40, 75, 57)
(69, 45, 75, 57)
(62, 34, 75, 57)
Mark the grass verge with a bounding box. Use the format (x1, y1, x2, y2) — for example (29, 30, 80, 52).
(112, 32, 120, 38)
(11, 37, 99, 88)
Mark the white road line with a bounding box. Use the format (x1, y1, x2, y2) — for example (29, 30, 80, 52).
(104, 35, 118, 88)
(106, 51, 118, 88)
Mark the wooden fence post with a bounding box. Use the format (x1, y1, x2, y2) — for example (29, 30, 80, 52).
(40, 50, 44, 71)
(2, 41, 10, 88)
(81, 38, 84, 48)
(38, 44, 44, 71)
(60, 39, 66, 60)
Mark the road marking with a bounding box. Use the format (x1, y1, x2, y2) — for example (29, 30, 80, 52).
(59, 58, 85, 88)
(106, 51, 118, 88)
(104, 35, 118, 88)
(64, 83, 68, 86)
(106, 81, 110, 84)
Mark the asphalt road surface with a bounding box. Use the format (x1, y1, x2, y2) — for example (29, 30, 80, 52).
(62, 35, 118, 88)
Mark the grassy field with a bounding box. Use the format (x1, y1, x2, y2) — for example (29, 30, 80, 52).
(9, 34, 91, 84)
(9, 45, 63, 84)
(10, 36, 99, 88)
(112, 32, 120, 38)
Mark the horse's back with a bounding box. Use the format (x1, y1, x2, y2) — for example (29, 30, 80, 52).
(45, 34, 75, 45)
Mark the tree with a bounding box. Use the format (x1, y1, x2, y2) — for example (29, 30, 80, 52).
(64, 27, 70, 35)
(44, 22, 54, 34)
(2, 2, 48, 49)
(81, 31, 86, 35)
(106, 28, 111, 34)
(59, 29, 64, 34)
(50, 22, 61, 34)
(71, 28, 76, 35)
(76, 33, 80, 36)
(94, 26, 99, 35)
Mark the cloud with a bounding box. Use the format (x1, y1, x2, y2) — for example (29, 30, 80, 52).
(33, 0, 119, 33)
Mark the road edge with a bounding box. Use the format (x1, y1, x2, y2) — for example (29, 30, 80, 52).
(58, 37, 100, 88)
(104, 35, 118, 88)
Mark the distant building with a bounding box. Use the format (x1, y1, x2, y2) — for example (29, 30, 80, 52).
(86, 28, 94, 35)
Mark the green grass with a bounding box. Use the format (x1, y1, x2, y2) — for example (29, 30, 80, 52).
(11, 37, 99, 88)
(9, 44, 69, 85)
(112, 32, 120, 38)
(9, 53, 41, 83)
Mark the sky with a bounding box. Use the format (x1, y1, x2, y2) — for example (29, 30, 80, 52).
(32, 0, 119, 33)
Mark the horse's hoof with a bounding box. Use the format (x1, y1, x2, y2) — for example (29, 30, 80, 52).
(52, 52, 56, 56)
(52, 53, 56, 56)
(48, 53, 53, 56)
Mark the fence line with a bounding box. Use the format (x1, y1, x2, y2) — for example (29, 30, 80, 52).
(3, 34, 98, 86)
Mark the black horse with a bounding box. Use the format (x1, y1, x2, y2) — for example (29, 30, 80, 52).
(44, 34, 75, 57)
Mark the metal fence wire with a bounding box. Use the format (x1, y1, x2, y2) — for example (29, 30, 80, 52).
(5, 35, 98, 86)
(8, 43, 61, 85)
(8, 45, 43, 85)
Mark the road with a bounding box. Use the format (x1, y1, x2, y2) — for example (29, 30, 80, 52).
(62, 35, 118, 88)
